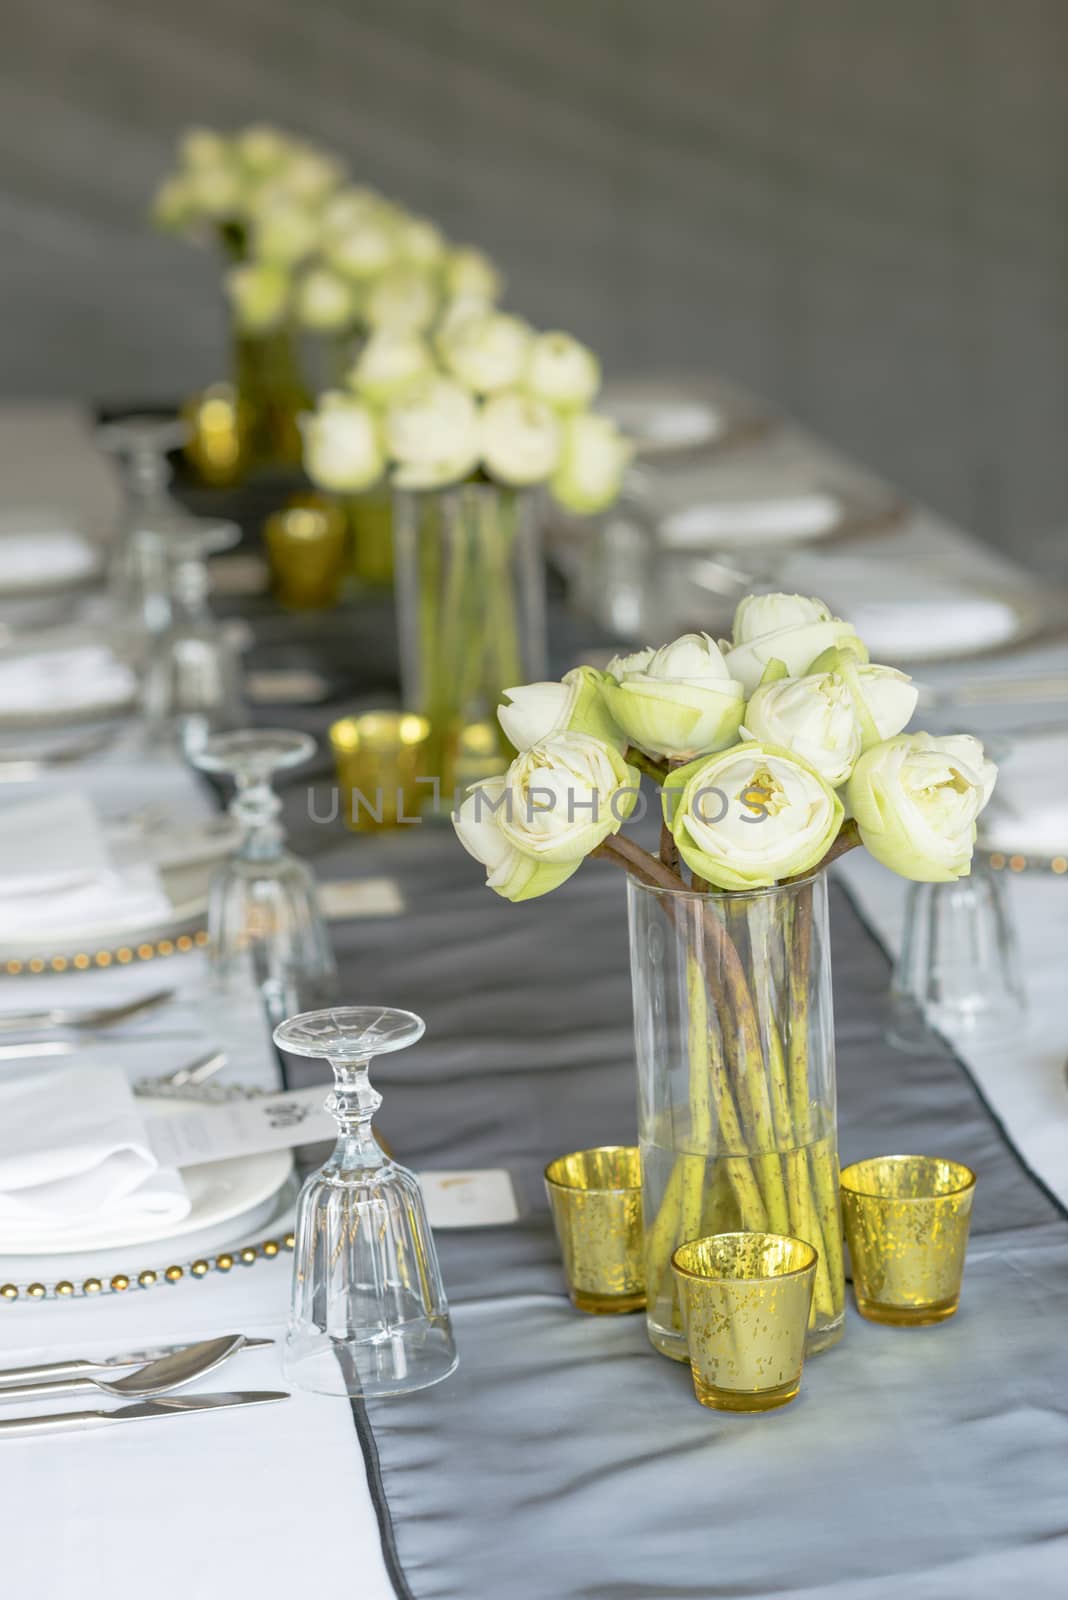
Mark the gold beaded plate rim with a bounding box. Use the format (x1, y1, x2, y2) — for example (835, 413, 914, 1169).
(839, 1155, 977, 1202)
(979, 847, 1068, 877)
(0, 926, 208, 977)
(0, 1228, 296, 1303)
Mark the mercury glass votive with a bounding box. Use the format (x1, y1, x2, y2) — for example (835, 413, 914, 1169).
(840, 1156, 976, 1326)
(671, 1232, 818, 1412)
(544, 1146, 646, 1315)
(265, 504, 349, 610)
(183, 384, 248, 486)
(330, 711, 432, 832)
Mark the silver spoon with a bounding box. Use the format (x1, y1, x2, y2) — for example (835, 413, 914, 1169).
(0, 1335, 251, 1405)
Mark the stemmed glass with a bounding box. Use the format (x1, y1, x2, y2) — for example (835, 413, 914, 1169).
(141, 519, 244, 759)
(97, 415, 190, 634)
(193, 730, 336, 1022)
(888, 857, 1027, 1052)
(273, 1006, 458, 1398)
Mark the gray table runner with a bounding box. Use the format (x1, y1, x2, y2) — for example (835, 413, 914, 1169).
(196, 534, 1067, 1598)
(279, 789, 1067, 1600)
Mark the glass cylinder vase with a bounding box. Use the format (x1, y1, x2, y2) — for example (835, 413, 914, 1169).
(393, 482, 548, 800)
(232, 326, 311, 471)
(626, 870, 844, 1361)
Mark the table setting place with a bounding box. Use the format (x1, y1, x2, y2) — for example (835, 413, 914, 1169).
(0, 118, 1064, 1600)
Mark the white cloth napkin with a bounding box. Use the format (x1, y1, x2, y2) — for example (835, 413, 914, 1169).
(0, 528, 98, 592)
(661, 492, 842, 549)
(0, 644, 136, 715)
(0, 791, 171, 938)
(0, 1065, 190, 1243)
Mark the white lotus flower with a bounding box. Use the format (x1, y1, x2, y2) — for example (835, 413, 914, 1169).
(601, 633, 745, 759)
(326, 216, 398, 280)
(454, 733, 639, 901)
(387, 378, 480, 490)
(526, 332, 600, 411)
(180, 128, 230, 171)
(294, 267, 355, 332)
(480, 392, 562, 486)
(348, 330, 436, 404)
(725, 593, 864, 695)
(664, 741, 844, 890)
(445, 247, 502, 302)
(235, 125, 290, 176)
(441, 312, 531, 394)
(365, 267, 439, 334)
(394, 215, 446, 267)
(550, 413, 631, 514)
(741, 673, 862, 787)
(847, 732, 996, 881)
(225, 263, 290, 333)
(252, 200, 321, 265)
(497, 667, 622, 752)
(301, 393, 384, 493)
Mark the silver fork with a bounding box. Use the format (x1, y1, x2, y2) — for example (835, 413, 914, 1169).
(0, 988, 174, 1036)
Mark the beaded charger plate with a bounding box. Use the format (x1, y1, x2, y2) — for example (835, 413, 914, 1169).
(0, 857, 214, 976)
(0, 1097, 296, 1304)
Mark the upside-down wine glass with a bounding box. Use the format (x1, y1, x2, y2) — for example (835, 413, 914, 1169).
(193, 730, 336, 1022)
(97, 415, 190, 635)
(273, 1006, 458, 1398)
(141, 519, 244, 760)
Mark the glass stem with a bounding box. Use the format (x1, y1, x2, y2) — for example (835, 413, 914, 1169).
(231, 774, 285, 861)
(326, 1056, 384, 1171)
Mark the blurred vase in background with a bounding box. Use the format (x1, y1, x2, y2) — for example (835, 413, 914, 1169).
(393, 483, 547, 802)
(233, 325, 311, 472)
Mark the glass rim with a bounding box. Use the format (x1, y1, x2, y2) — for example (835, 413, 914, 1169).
(543, 1145, 642, 1194)
(840, 1154, 977, 1201)
(670, 1230, 819, 1283)
(625, 868, 825, 904)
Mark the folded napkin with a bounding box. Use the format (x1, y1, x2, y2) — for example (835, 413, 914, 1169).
(661, 492, 842, 549)
(0, 643, 136, 715)
(0, 529, 98, 592)
(0, 791, 171, 938)
(0, 1065, 190, 1245)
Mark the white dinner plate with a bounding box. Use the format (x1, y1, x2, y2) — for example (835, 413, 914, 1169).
(0, 513, 103, 599)
(0, 1097, 293, 1260)
(978, 729, 1068, 867)
(600, 377, 770, 460)
(845, 588, 1049, 664)
(0, 815, 237, 968)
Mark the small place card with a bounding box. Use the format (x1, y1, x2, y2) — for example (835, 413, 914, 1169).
(419, 1170, 521, 1228)
(209, 554, 270, 595)
(146, 1089, 521, 1229)
(319, 877, 406, 920)
(246, 668, 332, 705)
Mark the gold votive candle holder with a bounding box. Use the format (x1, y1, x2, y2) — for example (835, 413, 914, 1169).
(182, 384, 248, 486)
(840, 1155, 976, 1327)
(671, 1232, 818, 1413)
(330, 711, 432, 832)
(265, 504, 349, 610)
(544, 1146, 646, 1315)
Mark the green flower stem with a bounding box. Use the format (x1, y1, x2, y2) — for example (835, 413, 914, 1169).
(624, 747, 669, 785)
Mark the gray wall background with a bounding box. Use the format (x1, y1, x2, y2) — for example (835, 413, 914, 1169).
(3, 0, 1067, 572)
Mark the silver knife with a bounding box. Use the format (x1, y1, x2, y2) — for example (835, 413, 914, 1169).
(0, 1035, 205, 1060)
(0, 1336, 273, 1389)
(0, 1390, 288, 1439)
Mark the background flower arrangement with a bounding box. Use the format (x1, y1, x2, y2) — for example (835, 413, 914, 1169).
(455, 592, 997, 1354)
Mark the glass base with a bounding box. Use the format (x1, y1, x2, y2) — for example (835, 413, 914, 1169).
(855, 1295, 960, 1327)
(570, 1288, 646, 1316)
(648, 1312, 843, 1362)
(284, 1325, 458, 1398)
(692, 1372, 801, 1412)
